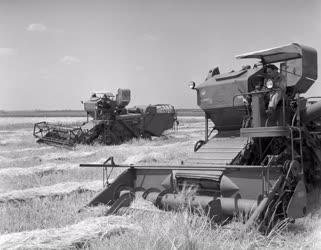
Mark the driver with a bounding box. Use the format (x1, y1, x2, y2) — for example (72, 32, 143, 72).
(264, 64, 287, 117)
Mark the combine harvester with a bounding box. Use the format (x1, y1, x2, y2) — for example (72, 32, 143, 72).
(81, 43, 321, 234)
(33, 89, 177, 147)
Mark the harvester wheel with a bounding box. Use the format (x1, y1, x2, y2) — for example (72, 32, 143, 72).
(105, 134, 116, 145)
(99, 131, 119, 145)
(142, 132, 152, 140)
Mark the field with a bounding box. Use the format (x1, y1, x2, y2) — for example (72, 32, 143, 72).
(0, 109, 204, 118)
(0, 116, 321, 249)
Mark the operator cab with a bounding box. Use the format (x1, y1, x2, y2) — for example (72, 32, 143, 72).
(236, 43, 317, 137)
(244, 62, 289, 128)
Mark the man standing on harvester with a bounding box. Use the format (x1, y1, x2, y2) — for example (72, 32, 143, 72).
(264, 64, 287, 117)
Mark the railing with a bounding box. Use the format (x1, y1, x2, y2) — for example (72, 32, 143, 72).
(233, 88, 286, 127)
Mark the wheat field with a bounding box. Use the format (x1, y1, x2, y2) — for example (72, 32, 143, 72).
(0, 116, 321, 249)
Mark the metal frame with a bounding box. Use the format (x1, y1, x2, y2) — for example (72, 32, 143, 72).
(33, 121, 82, 148)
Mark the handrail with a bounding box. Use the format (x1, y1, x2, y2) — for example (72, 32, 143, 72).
(233, 87, 286, 127)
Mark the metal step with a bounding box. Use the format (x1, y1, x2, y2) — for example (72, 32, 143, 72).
(240, 126, 290, 137)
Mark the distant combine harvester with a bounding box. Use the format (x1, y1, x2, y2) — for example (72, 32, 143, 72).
(33, 89, 177, 147)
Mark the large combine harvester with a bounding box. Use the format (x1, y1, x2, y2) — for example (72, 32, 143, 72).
(81, 43, 321, 234)
(33, 89, 177, 147)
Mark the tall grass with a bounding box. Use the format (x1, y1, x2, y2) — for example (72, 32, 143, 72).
(85, 186, 321, 250)
(85, 203, 321, 250)
(0, 192, 98, 234)
(84, 206, 279, 250)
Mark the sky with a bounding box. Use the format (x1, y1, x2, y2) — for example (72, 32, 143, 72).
(0, 0, 321, 110)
